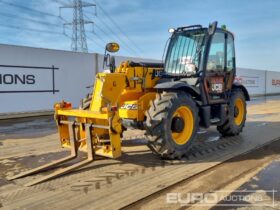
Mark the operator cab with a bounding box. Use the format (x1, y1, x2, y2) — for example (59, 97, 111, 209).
(165, 26, 206, 77)
(162, 22, 236, 105)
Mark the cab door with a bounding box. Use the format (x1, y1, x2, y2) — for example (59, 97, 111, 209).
(204, 30, 235, 104)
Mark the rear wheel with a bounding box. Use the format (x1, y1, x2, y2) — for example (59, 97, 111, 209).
(217, 89, 247, 136)
(145, 91, 199, 159)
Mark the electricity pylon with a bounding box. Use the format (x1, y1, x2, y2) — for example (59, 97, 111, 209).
(60, 0, 95, 52)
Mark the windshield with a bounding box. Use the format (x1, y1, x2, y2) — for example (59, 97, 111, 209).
(165, 29, 206, 75)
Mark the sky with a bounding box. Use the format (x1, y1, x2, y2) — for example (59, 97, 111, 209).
(0, 0, 279, 71)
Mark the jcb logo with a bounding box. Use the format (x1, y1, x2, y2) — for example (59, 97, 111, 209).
(211, 83, 223, 92)
(154, 70, 162, 77)
(152, 70, 163, 79)
(120, 104, 138, 110)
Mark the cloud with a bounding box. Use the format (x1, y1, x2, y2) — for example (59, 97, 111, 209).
(0, 0, 279, 70)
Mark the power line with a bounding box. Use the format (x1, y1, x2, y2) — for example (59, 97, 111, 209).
(84, 13, 115, 44)
(51, 0, 71, 6)
(64, 22, 107, 50)
(93, 22, 110, 38)
(92, 31, 107, 45)
(0, 20, 102, 53)
(54, 0, 142, 55)
(83, 14, 108, 43)
(0, 11, 61, 28)
(0, 0, 142, 55)
(0, 0, 59, 18)
(85, 12, 140, 56)
(86, 35, 104, 49)
(0, 23, 63, 35)
(94, 0, 143, 55)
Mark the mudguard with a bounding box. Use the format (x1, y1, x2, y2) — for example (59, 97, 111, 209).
(154, 80, 200, 98)
(232, 82, 250, 101)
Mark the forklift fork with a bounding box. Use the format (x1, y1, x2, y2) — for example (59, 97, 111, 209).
(7, 123, 94, 187)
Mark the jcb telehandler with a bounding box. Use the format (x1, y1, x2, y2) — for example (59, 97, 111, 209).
(8, 21, 249, 186)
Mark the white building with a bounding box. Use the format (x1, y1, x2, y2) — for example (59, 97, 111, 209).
(0, 44, 279, 118)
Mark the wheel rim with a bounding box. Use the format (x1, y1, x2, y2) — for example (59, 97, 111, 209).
(171, 106, 194, 145)
(234, 98, 245, 126)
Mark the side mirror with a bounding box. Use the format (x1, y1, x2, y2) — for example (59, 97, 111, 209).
(103, 42, 119, 72)
(105, 42, 120, 53)
(208, 21, 218, 35)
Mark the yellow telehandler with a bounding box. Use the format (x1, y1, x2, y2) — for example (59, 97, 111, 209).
(8, 21, 249, 186)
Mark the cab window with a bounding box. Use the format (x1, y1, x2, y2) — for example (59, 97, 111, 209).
(226, 34, 235, 72)
(207, 32, 225, 71)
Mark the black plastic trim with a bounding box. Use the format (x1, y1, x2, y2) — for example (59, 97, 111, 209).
(129, 61, 163, 68)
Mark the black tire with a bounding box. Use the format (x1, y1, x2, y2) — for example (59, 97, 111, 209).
(79, 93, 92, 110)
(145, 91, 199, 159)
(217, 89, 247, 136)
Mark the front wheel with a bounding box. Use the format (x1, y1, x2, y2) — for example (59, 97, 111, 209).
(217, 89, 247, 136)
(145, 91, 199, 159)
